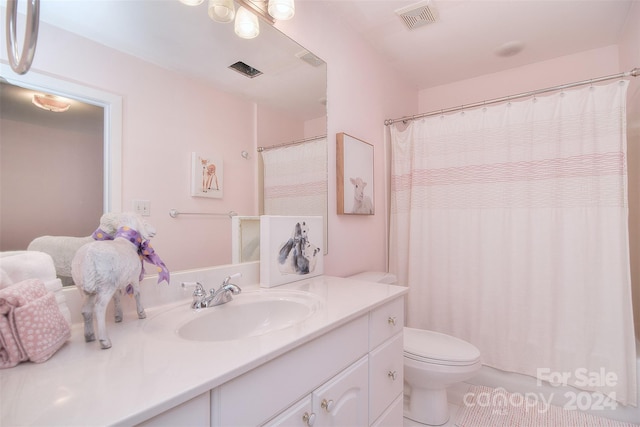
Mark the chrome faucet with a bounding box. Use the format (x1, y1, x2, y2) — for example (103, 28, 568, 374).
(182, 273, 242, 309)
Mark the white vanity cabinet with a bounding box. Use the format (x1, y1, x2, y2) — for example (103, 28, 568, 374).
(0, 276, 409, 427)
(211, 315, 370, 426)
(264, 356, 369, 426)
(211, 295, 405, 427)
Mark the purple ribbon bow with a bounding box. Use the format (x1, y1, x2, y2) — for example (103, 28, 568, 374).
(138, 240, 170, 285)
(92, 228, 114, 241)
(92, 226, 170, 291)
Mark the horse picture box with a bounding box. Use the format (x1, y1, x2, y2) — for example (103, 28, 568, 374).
(260, 215, 324, 288)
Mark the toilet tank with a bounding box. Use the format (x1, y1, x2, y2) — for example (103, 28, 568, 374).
(348, 271, 397, 284)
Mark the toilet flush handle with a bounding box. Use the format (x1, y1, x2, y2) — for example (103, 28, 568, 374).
(388, 370, 398, 380)
(388, 316, 397, 326)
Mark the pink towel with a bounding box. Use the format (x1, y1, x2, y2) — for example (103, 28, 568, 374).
(0, 279, 71, 368)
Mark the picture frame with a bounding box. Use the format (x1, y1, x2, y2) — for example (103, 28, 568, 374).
(191, 152, 223, 198)
(260, 215, 324, 288)
(336, 133, 374, 215)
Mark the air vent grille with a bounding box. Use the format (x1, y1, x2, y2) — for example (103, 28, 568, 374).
(229, 61, 263, 78)
(395, 0, 437, 30)
(296, 50, 324, 67)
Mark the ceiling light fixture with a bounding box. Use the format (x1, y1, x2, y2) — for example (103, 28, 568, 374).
(267, 0, 294, 21)
(179, 0, 294, 39)
(32, 94, 71, 113)
(234, 6, 259, 39)
(208, 0, 235, 23)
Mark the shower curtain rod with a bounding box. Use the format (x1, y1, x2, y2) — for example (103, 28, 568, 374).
(257, 134, 327, 152)
(384, 67, 640, 126)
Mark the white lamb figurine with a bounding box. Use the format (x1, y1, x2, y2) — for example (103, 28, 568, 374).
(350, 177, 373, 214)
(71, 212, 156, 349)
(27, 212, 121, 285)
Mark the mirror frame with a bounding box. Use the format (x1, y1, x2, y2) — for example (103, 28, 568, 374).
(1, 63, 122, 213)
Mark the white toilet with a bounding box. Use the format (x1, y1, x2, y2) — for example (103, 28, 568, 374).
(348, 272, 482, 426)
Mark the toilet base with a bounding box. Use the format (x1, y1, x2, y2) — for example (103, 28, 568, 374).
(405, 387, 449, 426)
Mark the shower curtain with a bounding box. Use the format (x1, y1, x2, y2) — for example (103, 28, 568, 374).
(261, 137, 327, 218)
(389, 81, 637, 405)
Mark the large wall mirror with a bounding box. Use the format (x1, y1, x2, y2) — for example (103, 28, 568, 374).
(0, 0, 327, 278)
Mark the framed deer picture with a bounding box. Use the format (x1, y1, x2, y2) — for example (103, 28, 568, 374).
(191, 152, 223, 198)
(336, 133, 374, 215)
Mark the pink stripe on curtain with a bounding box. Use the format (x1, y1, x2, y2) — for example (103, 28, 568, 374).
(261, 138, 328, 238)
(389, 80, 636, 406)
(393, 153, 626, 188)
(264, 180, 328, 199)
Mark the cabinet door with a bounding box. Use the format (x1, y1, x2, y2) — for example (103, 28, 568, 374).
(313, 356, 369, 426)
(263, 397, 313, 427)
(369, 332, 404, 422)
(216, 315, 369, 426)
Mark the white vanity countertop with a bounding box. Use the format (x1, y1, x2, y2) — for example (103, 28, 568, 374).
(0, 275, 407, 426)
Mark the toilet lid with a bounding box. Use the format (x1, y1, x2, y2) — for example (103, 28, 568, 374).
(404, 327, 481, 366)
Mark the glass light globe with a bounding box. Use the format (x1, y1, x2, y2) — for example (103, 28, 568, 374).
(234, 6, 259, 39)
(268, 0, 295, 20)
(179, 0, 204, 6)
(208, 0, 235, 23)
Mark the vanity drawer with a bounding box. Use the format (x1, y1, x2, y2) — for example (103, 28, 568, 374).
(369, 332, 403, 422)
(369, 297, 404, 350)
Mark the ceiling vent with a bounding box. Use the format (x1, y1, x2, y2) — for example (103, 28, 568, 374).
(228, 61, 263, 78)
(395, 0, 437, 30)
(296, 50, 324, 67)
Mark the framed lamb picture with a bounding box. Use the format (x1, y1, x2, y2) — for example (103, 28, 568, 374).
(337, 133, 374, 215)
(191, 152, 223, 198)
(260, 215, 324, 288)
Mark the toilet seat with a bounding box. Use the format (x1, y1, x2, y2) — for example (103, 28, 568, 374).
(404, 327, 481, 366)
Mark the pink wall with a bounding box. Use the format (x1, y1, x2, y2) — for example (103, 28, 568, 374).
(418, 45, 622, 112)
(276, 3, 418, 277)
(2, 21, 258, 270)
(1, 5, 417, 276)
(3, 3, 637, 281)
(0, 118, 103, 250)
(257, 104, 306, 148)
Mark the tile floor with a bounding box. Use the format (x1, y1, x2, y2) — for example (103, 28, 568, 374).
(402, 381, 639, 427)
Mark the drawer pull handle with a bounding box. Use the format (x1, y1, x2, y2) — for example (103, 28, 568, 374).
(388, 316, 397, 326)
(302, 412, 316, 426)
(388, 370, 398, 381)
(321, 398, 334, 412)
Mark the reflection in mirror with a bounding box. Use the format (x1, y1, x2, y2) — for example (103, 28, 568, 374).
(259, 136, 328, 253)
(231, 216, 261, 263)
(0, 0, 327, 279)
(0, 82, 104, 252)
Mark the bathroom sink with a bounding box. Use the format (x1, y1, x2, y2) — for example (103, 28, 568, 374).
(145, 289, 322, 342)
